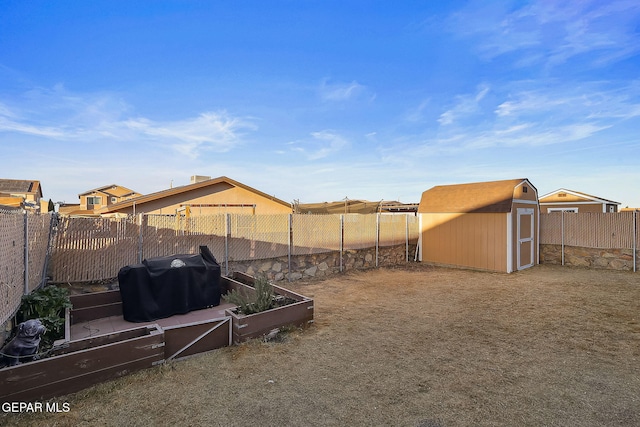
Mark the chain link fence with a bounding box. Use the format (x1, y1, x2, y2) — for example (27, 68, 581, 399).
(0, 209, 56, 325)
(47, 213, 420, 284)
(540, 211, 638, 271)
(6, 209, 636, 326)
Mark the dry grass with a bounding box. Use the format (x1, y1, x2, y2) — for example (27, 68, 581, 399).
(3, 264, 640, 427)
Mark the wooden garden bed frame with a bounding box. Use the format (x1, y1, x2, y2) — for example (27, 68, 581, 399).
(221, 272, 315, 343)
(0, 274, 313, 403)
(0, 324, 164, 402)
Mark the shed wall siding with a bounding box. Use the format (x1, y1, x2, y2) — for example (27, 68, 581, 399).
(513, 182, 538, 202)
(421, 212, 508, 272)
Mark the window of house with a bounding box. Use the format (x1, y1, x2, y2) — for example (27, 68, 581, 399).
(548, 208, 577, 213)
(87, 196, 102, 205)
(111, 197, 117, 203)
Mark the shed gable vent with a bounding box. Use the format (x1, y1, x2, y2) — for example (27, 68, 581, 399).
(559, 193, 566, 197)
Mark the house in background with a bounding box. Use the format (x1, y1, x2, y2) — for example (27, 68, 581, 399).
(295, 199, 418, 214)
(418, 178, 539, 273)
(60, 184, 141, 216)
(0, 179, 43, 212)
(97, 176, 292, 216)
(539, 189, 620, 213)
(79, 184, 141, 211)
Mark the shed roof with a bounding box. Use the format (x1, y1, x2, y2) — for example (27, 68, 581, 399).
(418, 178, 532, 214)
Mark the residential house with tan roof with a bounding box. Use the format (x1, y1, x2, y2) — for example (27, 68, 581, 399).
(538, 189, 621, 213)
(418, 178, 539, 273)
(97, 176, 292, 216)
(60, 184, 141, 216)
(0, 179, 43, 212)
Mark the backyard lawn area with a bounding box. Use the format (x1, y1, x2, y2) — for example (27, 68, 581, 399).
(2, 264, 640, 427)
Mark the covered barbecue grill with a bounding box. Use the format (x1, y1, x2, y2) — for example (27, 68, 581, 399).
(118, 246, 221, 322)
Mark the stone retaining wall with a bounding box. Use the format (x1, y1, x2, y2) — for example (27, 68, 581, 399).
(60, 244, 417, 294)
(541, 244, 637, 271)
(231, 244, 417, 281)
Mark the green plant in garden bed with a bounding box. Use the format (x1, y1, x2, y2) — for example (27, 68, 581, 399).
(223, 275, 277, 315)
(16, 285, 72, 349)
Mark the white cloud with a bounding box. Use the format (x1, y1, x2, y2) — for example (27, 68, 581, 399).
(319, 79, 372, 102)
(393, 80, 640, 163)
(494, 84, 640, 122)
(0, 87, 255, 157)
(460, 122, 611, 150)
(0, 115, 67, 138)
(449, 0, 640, 68)
(288, 130, 349, 160)
(438, 85, 489, 125)
(405, 99, 430, 123)
(124, 112, 254, 158)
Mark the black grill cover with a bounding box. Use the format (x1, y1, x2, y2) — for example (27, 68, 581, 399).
(118, 246, 221, 322)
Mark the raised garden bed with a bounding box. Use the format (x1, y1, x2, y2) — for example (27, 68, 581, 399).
(222, 272, 314, 344)
(0, 273, 313, 402)
(0, 324, 164, 402)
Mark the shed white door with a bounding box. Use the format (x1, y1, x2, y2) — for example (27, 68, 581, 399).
(517, 208, 535, 270)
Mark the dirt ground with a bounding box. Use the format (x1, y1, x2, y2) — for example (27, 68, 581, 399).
(3, 264, 640, 427)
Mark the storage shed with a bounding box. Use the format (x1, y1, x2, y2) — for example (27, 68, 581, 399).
(417, 178, 539, 273)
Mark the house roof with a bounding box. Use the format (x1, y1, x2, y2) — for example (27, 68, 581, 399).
(97, 176, 291, 213)
(538, 188, 620, 205)
(0, 179, 43, 198)
(297, 199, 418, 214)
(79, 184, 139, 198)
(418, 178, 534, 214)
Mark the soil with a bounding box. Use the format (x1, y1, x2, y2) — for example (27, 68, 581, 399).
(2, 264, 640, 427)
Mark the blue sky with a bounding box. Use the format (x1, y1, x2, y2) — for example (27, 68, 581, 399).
(1, 1, 640, 207)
